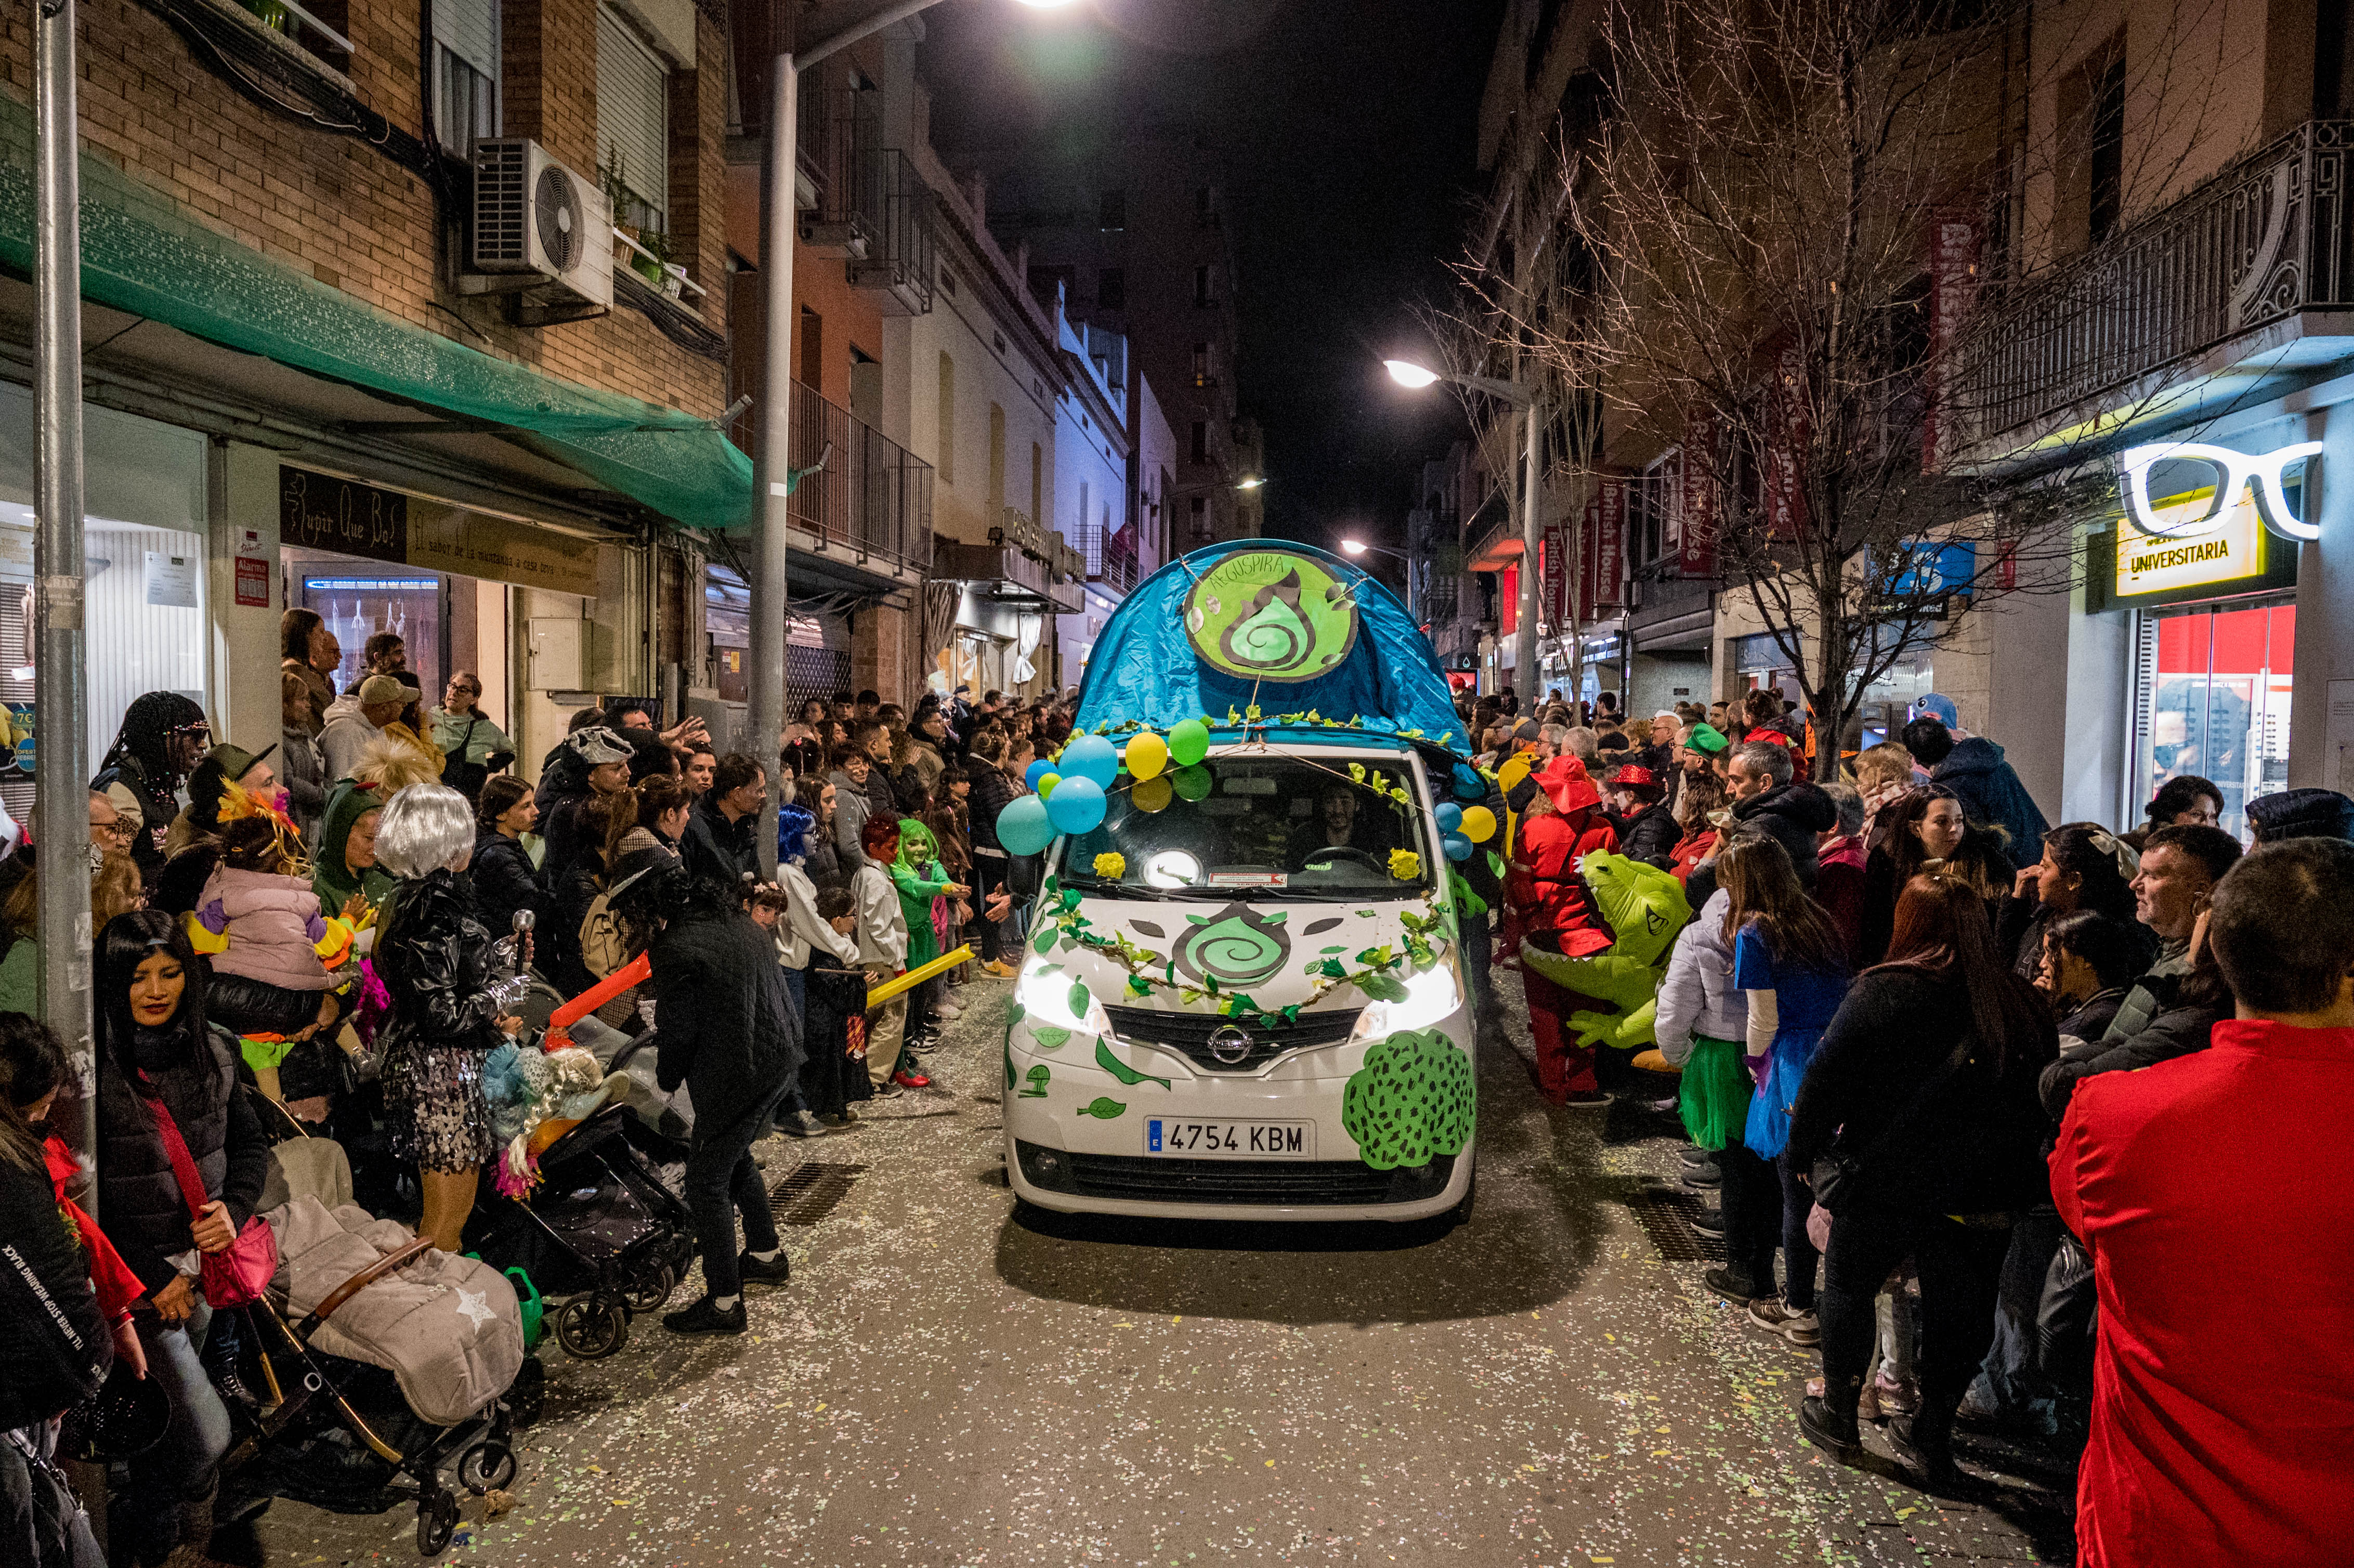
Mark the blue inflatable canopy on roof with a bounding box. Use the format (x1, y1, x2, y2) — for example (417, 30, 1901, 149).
(1070, 541, 1463, 751)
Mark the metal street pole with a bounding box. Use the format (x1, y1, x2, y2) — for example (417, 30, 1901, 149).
(752, 0, 971, 878)
(35, 0, 94, 1198)
(1516, 396, 1541, 712)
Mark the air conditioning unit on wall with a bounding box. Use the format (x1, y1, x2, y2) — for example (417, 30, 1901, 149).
(464, 139, 614, 324)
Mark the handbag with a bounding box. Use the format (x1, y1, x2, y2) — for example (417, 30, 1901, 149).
(1809, 1030, 1975, 1214)
(440, 715, 487, 800)
(140, 1080, 279, 1309)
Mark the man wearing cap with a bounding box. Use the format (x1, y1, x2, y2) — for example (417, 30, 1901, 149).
(163, 743, 283, 857)
(1603, 765, 1681, 870)
(541, 726, 637, 886)
(318, 674, 411, 785)
(1673, 722, 1730, 821)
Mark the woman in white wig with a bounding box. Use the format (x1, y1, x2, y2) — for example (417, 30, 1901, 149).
(373, 784, 524, 1249)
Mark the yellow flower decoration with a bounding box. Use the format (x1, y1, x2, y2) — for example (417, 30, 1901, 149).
(1093, 853, 1127, 880)
(1389, 849, 1421, 881)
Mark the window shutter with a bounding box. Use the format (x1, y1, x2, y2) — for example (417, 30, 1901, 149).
(435, 0, 499, 82)
(597, 5, 669, 225)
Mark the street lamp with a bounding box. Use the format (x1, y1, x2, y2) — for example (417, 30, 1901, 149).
(1235, 475, 1267, 490)
(1383, 354, 1543, 709)
(1337, 538, 1404, 561)
(752, 0, 1075, 876)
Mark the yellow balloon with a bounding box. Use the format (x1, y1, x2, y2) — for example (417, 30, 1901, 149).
(1132, 775, 1173, 813)
(1460, 805, 1497, 843)
(1125, 731, 1169, 781)
(1038, 772, 1061, 800)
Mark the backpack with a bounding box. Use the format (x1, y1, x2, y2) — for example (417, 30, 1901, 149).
(440, 715, 487, 801)
(578, 884, 629, 978)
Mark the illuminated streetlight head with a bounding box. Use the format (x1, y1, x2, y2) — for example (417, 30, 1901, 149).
(1235, 476, 1266, 490)
(1339, 540, 1370, 557)
(1011, 0, 1079, 7)
(1384, 359, 1441, 389)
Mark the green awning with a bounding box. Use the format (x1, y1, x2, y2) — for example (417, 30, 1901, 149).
(0, 89, 753, 529)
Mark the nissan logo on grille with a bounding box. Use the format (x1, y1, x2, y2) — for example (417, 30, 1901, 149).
(1206, 1025, 1253, 1065)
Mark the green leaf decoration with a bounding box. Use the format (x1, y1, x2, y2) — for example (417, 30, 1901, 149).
(1487, 851, 1507, 879)
(1067, 981, 1092, 1021)
(1263, 910, 1287, 925)
(1030, 1025, 1072, 1051)
(1348, 763, 1366, 784)
(1355, 909, 1378, 919)
(1006, 1001, 1025, 1029)
(1355, 971, 1409, 1003)
(1019, 1064, 1051, 1098)
(1319, 959, 1347, 978)
(1077, 1096, 1127, 1120)
(1034, 928, 1057, 955)
(1094, 1037, 1170, 1089)
(1126, 974, 1152, 996)
(1320, 945, 1345, 955)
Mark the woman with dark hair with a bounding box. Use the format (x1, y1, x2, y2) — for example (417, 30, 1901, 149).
(279, 607, 338, 730)
(2035, 910, 2148, 1044)
(373, 785, 522, 1251)
(93, 692, 213, 885)
(1858, 785, 1962, 964)
(1710, 834, 1851, 1350)
(607, 843, 800, 1335)
(966, 733, 1019, 975)
(803, 777, 846, 890)
(91, 909, 271, 1561)
(1789, 873, 2059, 1482)
(470, 775, 547, 955)
(1997, 822, 2151, 982)
(2127, 772, 2224, 848)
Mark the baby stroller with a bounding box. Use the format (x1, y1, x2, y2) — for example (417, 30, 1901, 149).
(465, 1102, 696, 1359)
(215, 1117, 541, 1556)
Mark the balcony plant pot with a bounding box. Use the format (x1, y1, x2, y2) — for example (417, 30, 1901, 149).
(661, 266, 686, 302)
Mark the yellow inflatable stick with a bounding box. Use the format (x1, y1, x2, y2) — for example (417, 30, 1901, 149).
(865, 945, 975, 1009)
(1497, 752, 1533, 858)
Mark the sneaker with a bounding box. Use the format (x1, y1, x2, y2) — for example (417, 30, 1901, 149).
(736, 1250, 793, 1291)
(1873, 1373, 1918, 1417)
(777, 1108, 829, 1139)
(892, 1068, 932, 1090)
(935, 1000, 963, 1021)
(1683, 1162, 1723, 1190)
(872, 1079, 905, 1097)
(662, 1296, 748, 1336)
(982, 960, 1019, 978)
(1703, 1266, 1763, 1305)
(1563, 1089, 1613, 1109)
(1747, 1296, 1821, 1347)
(1690, 1205, 1725, 1237)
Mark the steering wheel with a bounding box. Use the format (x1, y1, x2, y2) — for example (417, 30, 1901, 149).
(1301, 846, 1385, 875)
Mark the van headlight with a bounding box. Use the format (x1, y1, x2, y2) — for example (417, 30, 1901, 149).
(1016, 962, 1112, 1035)
(1352, 964, 1463, 1038)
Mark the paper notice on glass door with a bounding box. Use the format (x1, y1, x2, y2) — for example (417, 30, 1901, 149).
(2327, 681, 2354, 796)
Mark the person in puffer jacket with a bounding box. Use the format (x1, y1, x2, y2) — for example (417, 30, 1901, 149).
(181, 801, 358, 1100)
(1656, 885, 1750, 1150)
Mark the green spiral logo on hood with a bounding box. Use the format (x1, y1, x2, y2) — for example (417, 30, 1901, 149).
(1184, 551, 1359, 684)
(1173, 901, 1291, 988)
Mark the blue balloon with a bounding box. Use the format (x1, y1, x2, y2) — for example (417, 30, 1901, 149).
(1024, 757, 1055, 792)
(1453, 765, 1486, 801)
(1434, 803, 1463, 833)
(998, 795, 1055, 856)
(1045, 774, 1108, 835)
(1060, 734, 1120, 789)
(1443, 831, 1474, 862)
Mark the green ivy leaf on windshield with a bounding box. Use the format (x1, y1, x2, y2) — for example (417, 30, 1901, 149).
(1067, 981, 1092, 1021)
(1034, 928, 1056, 956)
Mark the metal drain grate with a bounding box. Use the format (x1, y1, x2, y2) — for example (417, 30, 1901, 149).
(767, 1162, 869, 1226)
(1626, 1187, 1727, 1263)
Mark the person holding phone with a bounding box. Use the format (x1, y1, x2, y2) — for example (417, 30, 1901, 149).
(91, 910, 271, 1563)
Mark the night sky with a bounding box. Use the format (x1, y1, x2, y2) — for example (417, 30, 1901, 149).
(921, 0, 1509, 555)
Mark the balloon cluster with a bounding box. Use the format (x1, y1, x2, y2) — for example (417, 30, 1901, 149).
(999, 718, 1220, 853)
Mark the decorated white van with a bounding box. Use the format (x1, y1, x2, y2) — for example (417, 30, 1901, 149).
(1000, 543, 1494, 1222)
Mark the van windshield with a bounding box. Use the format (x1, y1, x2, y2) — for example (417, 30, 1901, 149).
(1050, 755, 1435, 901)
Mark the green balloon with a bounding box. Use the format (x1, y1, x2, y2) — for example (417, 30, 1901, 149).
(1172, 763, 1213, 802)
(1169, 717, 1212, 767)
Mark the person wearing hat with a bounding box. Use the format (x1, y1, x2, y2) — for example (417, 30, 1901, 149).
(162, 742, 281, 859)
(93, 691, 213, 886)
(318, 673, 411, 786)
(540, 726, 637, 891)
(1512, 756, 1622, 1105)
(1673, 722, 1730, 820)
(606, 840, 801, 1336)
(1604, 764, 1682, 870)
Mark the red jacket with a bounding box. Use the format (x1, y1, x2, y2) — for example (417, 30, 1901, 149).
(45, 1135, 143, 1323)
(1510, 806, 1617, 951)
(2050, 1020, 2354, 1568)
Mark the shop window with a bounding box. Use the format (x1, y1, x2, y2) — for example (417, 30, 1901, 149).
(2134, 598, 2294, 842)
(597, 4, 670, 234)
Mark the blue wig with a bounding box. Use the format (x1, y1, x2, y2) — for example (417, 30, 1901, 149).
(777, 803, 817, 864)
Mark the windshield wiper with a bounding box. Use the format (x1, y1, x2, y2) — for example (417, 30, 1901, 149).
(1055, 877, 1187, 901)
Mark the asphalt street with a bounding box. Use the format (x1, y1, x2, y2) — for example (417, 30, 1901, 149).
(194, 974, 2074, 1567)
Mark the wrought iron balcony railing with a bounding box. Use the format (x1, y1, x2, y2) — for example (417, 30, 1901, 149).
(1948, 119, 2354, 450)
(784, 378, 932, 576)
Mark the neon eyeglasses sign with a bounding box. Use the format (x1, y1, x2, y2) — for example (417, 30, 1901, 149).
(2118, 440, 2322, 542)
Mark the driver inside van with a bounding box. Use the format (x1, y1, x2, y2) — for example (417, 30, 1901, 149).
(1289, 782, 1391, 871)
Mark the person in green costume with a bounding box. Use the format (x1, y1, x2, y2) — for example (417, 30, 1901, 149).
(888, 817, 967, 1057)
(313, 779, 396, 920)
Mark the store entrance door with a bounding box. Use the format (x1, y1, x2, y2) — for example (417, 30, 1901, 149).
(2134, 596, 2294, 842)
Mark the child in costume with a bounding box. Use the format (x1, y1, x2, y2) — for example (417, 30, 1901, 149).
(182, 787, 361, 1102)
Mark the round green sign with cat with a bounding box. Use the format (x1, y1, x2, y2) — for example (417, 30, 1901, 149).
(1182, 551, 1359, 684)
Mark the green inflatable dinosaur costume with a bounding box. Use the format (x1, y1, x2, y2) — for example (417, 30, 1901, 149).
(1518, 850, 1691, 1050)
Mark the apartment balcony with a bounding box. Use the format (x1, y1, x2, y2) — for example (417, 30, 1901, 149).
(779, 378, 933, 590)
(1945, 119, 2354, 474)
(844, 149, 935, 316)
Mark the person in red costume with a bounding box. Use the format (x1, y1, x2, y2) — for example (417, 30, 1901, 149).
(1511, 756, 1620, 1106)
(2050, 838, 2354, 1568)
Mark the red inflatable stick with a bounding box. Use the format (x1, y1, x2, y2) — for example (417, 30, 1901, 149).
(542, 952, 652, 1051)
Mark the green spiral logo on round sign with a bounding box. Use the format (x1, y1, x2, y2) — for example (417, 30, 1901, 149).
(1183, 551, 1359, 684)
(1173, 901, 1292, 988)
